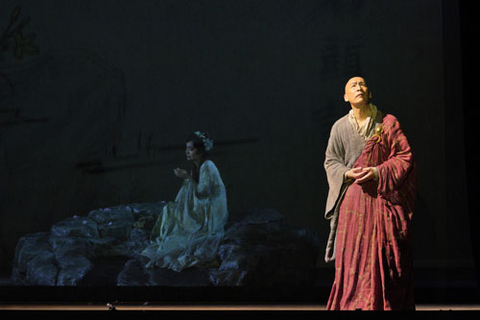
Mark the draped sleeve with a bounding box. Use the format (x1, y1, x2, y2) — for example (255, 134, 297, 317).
(195, 160, 228, 233)
(375, 116, 416, 207)
(323, 120, 352, 263)
(196, 160, 215, 198)
(324, 120, 351, 218)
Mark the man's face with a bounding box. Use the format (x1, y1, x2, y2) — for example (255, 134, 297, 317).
(344, 77, 370, 107)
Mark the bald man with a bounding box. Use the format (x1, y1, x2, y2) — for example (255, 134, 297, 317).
(323, 77, 416, 310)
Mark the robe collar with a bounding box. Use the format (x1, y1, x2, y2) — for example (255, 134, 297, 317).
(348, 103, 378, 140)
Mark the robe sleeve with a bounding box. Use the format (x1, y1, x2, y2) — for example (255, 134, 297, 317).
(324, 122, 350, 218)
(195, 161, 215, 198)
(376, 118, 415, 204)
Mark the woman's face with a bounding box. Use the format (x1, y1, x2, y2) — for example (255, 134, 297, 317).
(185, 141, 202, 162)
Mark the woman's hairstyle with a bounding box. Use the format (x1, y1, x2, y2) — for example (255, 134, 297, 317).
(186, 131, 213, 158)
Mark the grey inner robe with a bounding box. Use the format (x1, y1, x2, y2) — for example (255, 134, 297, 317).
(323, 106, 383, 263)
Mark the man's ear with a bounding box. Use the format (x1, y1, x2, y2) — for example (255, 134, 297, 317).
(344, 94, 349, 102)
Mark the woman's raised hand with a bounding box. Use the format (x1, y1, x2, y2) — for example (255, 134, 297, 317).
(174, 168, 189, 179)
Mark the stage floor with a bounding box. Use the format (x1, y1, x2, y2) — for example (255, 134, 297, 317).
(1, 303, 480, 311)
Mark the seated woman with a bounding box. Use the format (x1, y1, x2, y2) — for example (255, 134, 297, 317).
(141, 131, 228, 272)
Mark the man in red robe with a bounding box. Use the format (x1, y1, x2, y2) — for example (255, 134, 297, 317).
(323, 77, 416, 310)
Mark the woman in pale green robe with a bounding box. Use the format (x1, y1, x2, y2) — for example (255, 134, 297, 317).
(141, 132, 228, 272)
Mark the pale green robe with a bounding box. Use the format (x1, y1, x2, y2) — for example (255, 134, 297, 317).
(141, 160, 228, 272)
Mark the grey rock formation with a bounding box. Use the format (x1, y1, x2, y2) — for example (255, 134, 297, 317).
(208, 208, 320, 286)
(11, 204, 320, 286)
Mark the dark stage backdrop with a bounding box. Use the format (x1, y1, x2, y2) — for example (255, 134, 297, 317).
(0, 0, 473, 297)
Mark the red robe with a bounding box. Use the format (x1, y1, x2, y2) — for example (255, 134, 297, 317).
(327, 114, 416, 310)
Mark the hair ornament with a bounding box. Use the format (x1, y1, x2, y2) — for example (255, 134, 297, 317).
(194, 131, 214, 151)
